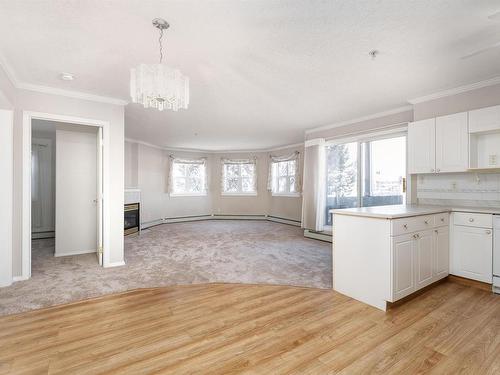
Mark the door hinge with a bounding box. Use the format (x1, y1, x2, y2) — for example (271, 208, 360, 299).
(98, 246, 103, 255)
(402, 177, 407, 193)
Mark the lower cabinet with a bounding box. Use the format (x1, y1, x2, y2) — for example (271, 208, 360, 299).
(451, 225, 493, 283)
(392, 226, 449, 302)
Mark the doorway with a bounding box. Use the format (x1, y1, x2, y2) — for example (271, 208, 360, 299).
(30, 120, 103, 272)
(22, 112, 109, 280)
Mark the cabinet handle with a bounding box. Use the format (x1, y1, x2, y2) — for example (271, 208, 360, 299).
(486, 230, 492, 234)
(436, 168, 441, 172)
(403, 224, 408, 229)
(424, 220, 429, 224)
(441, 218, 445, 222)
(435, 229, 438, 233)
(431, 168, 435, 172)
(469, 218, 474, 222)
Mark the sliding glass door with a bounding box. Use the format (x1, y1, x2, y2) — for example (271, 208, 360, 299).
(361, 136, 406, 207)
(324, 134, 406, 228)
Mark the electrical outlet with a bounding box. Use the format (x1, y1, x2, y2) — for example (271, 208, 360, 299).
(489, 154, 497, 166)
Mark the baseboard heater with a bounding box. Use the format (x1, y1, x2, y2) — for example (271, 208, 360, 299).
(141, 214, 302, 229)
(32, 231, 55, 239)
(304, 229, 332, 243)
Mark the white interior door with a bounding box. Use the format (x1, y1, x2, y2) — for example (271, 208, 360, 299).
(55, 125, 98, 257)
(97, 127, 103, 266)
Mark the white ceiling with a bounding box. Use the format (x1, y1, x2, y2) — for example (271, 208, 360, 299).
(1, 0, 500, 150)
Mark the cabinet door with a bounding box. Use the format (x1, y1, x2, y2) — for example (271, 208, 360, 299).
(469, 105, 500, 133)
(434, 226, 449, 280)
(408, 118, 436, 174)
(392, 234, 416, 301)
(451, 225, 493, 283)
(416, 230, 434, 289)
(435, 112, 468, 173)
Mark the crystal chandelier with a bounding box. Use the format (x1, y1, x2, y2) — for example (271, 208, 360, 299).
(130, 18, 189, 111)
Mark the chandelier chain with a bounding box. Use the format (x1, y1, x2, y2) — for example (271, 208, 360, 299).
(158, 28, 164, 64)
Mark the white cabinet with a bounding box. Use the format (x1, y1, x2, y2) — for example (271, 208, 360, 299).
(408, 112, 468, 174)
(408, 118, 435, 174)
(451, 224, 493, 283)
(392, 234, 416, 300)
(415, 230, 434, 289)
(469, 105, 500, 133)
(435, 112, 468, 172)
(391, 219, 449, 302)
(434, 226, 449, 279)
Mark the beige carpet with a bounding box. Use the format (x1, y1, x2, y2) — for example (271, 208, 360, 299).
(0, 220, 332, 316)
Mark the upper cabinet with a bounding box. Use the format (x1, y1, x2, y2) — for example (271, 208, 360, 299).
(435, 112, 469, 173)
(408, 112, 468, 174)
(469, 105, 500, 133)
(468, 105, 500, 170)
(408, 118, 436, 174)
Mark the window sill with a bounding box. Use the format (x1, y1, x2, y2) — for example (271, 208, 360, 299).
(272, 193, 301, 198)
(221, 192, 258, 197)
(170, 193, 208, 197)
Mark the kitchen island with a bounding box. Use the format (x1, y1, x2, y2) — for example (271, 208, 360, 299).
(331, 205, 450, 311)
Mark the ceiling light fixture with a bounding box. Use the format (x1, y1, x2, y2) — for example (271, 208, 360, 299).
(130, 18, 189, 111)
(59, 72, 75, 81)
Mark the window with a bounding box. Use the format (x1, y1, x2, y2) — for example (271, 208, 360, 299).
(325, 135, 406, 227)
(170, 158, 207, 196)
(269, 152, 300, 196)
(222, 159, 257, 195)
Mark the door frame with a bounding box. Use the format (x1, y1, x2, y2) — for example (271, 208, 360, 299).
(22, 111, 110, 280)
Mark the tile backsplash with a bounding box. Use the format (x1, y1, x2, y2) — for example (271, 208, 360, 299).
(417, 172, 500, 207)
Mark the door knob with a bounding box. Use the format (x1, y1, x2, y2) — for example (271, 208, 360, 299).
(486, 230, 492, 234)
(469, 218, 474, 222)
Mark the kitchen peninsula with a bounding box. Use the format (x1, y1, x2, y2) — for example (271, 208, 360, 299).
(332, 204, 499, 311)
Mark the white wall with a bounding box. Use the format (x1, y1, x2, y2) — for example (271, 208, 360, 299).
(0, 109, 13, 286)
(55, 125, 98, 256)
(0, 62, 125, 277)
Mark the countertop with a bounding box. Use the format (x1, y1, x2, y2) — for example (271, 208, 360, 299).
(330, 204, 500, 219)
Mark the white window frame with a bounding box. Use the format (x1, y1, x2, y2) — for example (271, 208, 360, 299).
(221, 159, 257, 196)
(170, 159, 207, 197)
(271, 159, 300, 197)
(323, 128, 408, 231)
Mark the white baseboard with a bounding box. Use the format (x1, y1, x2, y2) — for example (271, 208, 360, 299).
(13, 275, 29, 282)
(54, 249, 96, 257)
(104, 260, 126, 268)
(304, 229, 332, 243)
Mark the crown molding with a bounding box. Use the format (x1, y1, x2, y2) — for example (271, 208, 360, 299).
(305, 105, 413, 135)
(408, 76, 500, 104)
(125, 137, 304, 154)
(17, 82, 128, 106)
(0, 53, 127, 106)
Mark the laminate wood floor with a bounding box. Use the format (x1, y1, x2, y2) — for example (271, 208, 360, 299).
(0, 280, 499, 374)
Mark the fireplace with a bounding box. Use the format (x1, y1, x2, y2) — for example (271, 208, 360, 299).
(124, 203, 140, 235)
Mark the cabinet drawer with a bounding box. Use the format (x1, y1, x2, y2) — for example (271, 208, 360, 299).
(434, 213, 449, 227)
(391, 215, 434, 236)
(453, 212, 492, 228)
